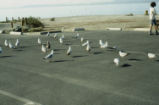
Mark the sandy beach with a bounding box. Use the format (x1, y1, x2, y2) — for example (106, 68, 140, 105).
(41, 15, 154, 32)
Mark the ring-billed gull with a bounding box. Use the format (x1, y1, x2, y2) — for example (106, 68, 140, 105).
(41, 44, 47, 53)
(148, 53, 156, 59)
(119, 51, 128, 58)
(15, 39, 20, 48)
(47, 32, 50, 36)
(59, 37, 63, 44)
(86, 44, 91, 52)
(75, 33, 79, 39)
(82, 40, 89, 47)
(99, 40, 108, 48)
(67, 46, 72, 55)
(80, 37, 84, 42)
(4, 40, 8, 47)
(114, 58, 119, 66)
(9, 42, 14, 49)
(43, 50, 54, 60)
(0, 47, 2, 53)
(46, 41, 51, 49)
(53, 33, 57, 39)
(38, 37, 42, 45)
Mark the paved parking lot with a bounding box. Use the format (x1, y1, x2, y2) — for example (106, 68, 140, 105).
(0, 30, 159, 105)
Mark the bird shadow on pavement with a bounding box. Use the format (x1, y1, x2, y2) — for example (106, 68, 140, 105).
(106, 47, 117, 52)
(121, 63, 132, 68)
(54, 49, 65, 51)
(72, 55, 88, 58)
(155, 60, 159, 62)
(92, 46, 99, 49)
(14, 49, 24, 52)
(93, 52, 104, 55)
(65, 43, 72, 46)
(53, 60, 74, 63)
(0, 55, 13, 58)
(128, 58, 142, 62)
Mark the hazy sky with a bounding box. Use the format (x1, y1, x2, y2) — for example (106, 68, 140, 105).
(0, 0, 158, 8)
(0, 0, 158, 21)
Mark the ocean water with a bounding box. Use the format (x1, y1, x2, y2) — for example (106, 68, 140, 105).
(0, 2, 159, 21)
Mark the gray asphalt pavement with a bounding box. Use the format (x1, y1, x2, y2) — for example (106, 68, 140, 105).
(0, 30, 159, 105)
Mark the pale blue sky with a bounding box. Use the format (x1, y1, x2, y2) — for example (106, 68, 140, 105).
(0, 0, 158, 21)
(0, 0, 158, 9)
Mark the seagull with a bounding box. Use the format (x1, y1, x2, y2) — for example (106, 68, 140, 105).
(99, 40, 103, 46)
(9, 42, 14, 49)
(81, 37, 84, 42)
(75, 33, 80, 39)
(148, 53, 156, 59)
(53, 33, 57, 39)
(15, 39, 20, 47)
(43, 50, 54, 60)
(41, 44, 47, 53)
(67, 46, 72, 55)
(86, 44, 91, 52)
(46, 41, 51, 49)
(100, 41, 108, 48)
(4, 40, 8, 47)
(38, 37, 42, 45)
(82, 40, 89, 47)
(59, 37, 63, 44)
(46, 32, 50, 36)
(0, 47, 2, 53)
(61, 34, 65, 39)
(114, 58, 120, 66)
(119, 51, 128, 58)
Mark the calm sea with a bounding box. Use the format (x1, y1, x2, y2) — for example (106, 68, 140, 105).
(0, 2, 158, 21)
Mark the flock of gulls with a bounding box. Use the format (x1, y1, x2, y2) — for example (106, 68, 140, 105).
(0, 31, 158, 66)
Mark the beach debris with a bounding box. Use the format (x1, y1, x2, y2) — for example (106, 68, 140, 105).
(106, 28, 122, 31)
(119, 51, 128, 58)
(114, 58, 120, 66)
(41, 44, 47, 53)
(67, 46, 72, 55)
(4, 40, 8, 47)
(82, 40, 89, 47)
(73, 28, 85, 32)
(38, 37, 42, 45)
(43, 50, 54, 60)
(148, 53, 156, 59)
